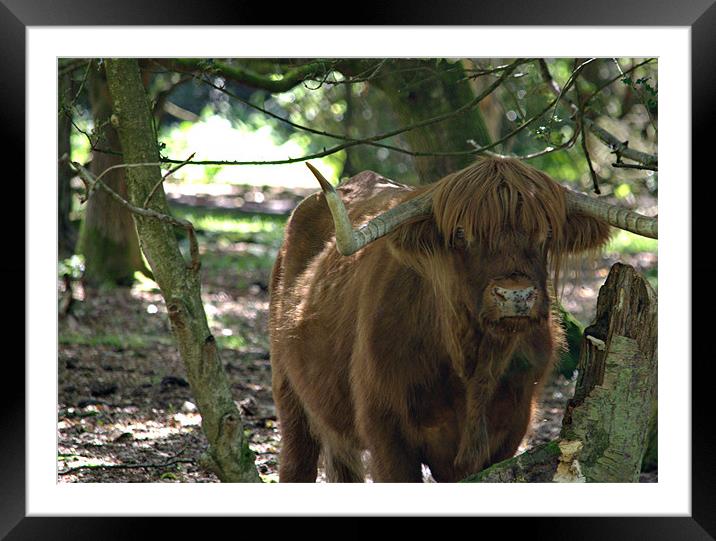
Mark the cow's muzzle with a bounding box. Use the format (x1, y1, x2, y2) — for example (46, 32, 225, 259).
(490, 283, 537, 318)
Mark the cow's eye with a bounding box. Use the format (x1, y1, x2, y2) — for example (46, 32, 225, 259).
(453, 227, 466, 249)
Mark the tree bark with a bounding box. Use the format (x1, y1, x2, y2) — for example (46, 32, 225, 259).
(464, 262, 658, 482)
(58, 71, 77, 259)
(77, 67, 148, 286)
(561, 262, 658, 482)
(462, 441, 562, 483)
(104, 58, 260, 483)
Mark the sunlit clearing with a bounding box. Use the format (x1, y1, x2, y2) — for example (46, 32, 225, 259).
(171, 210, 285, 239)
(161, 111, 345, 189)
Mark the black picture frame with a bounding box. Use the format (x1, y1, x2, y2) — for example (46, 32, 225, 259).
(5, 0, 713, 538)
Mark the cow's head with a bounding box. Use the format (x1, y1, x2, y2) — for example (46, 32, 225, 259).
(307, 158, 657, 337)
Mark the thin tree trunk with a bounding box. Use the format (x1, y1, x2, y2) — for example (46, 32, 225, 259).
(104, 58, 260, 483)
(77, 67, 147, 286)
(58, 71, 77, 259)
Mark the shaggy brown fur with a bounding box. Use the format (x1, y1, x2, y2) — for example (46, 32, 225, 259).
(269, 158, 611, 482)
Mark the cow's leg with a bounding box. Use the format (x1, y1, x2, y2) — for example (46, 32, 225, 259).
(485, 371, 538, 466)
(421, 423, 463, 482)
(273, 371, 320, 482)
(360, 408, 422, 482)
(454, 376, 494, 473)
(323, 445, 364, 483)
(424, 457, 460, 482)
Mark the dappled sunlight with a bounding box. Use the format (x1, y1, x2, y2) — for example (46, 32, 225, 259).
(58, 57, 658, 484)
(161, 112, 344, 189)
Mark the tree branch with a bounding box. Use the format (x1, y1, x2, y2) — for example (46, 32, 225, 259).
(158, 58, 334, 93)
(95, 59, 526, 168)
(574, 79, 602, 194)
(583, 117, 658, 167)
(611, 162, 658, 172)
(143, 152, 195, 208)
(538, 58, 658, 169)
(68, 159, 201, 274)
(58, 451, 194, 476)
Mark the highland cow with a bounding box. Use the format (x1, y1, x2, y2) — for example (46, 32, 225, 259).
(269, 157, 657, 482)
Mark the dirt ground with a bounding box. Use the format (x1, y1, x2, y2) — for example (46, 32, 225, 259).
(57, 184, 657, 483)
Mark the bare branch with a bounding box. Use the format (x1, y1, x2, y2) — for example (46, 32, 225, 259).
(68, 159, 201, 273)
(469, 119, 580, 161)
(85, 58, 656, 172)
(58, 446, 194, 476)
(582, 58, 655, 106)
(146, 59, 527, 167)
(156, 58, 335, 93)
(538, 59, 658, 169)
(611, 162, 658, 172)
(144, 152, 196, 208)
(583, 118, 658, 167)
(574, 79, 601, 194)
(545, 58, 597, 134)
(538, 59, 562, 96)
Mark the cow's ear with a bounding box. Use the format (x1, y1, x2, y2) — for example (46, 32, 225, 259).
(558, 212, 612, 254)
(388, 217, 445, 264)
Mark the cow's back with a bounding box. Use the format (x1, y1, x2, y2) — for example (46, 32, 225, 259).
(270, 171, 412, 316)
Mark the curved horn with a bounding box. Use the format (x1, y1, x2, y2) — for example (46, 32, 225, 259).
(306, 162, 432, 255)
(565, 189, 658, 239)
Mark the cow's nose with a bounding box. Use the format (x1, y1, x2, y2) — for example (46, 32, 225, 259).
(492, 285, 537, 317)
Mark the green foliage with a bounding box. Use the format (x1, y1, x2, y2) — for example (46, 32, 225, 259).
(216, 333, 248, 351)
(556, 304, 585, 378)
(622, 74, 658, 112)
(59, 254, 85, 280)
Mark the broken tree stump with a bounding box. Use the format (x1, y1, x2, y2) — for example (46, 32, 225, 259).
(561, 262, 657, 482)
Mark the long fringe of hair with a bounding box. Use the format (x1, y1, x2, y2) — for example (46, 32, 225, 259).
(405, 157, 610, 292)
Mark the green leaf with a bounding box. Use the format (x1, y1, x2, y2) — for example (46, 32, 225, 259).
(614, 183, 631, 199)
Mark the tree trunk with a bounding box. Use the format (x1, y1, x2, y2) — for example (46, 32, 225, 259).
(370, 59, 493, 183)
(464, 263, 658, 483)
(104, 58, 260, 483)
(561, 262, 658, 482)
(58, 71, 77, 259)
(77, 67, 147, 286)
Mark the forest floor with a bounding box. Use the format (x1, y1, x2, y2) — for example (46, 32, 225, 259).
(57, 183, 658, 483)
